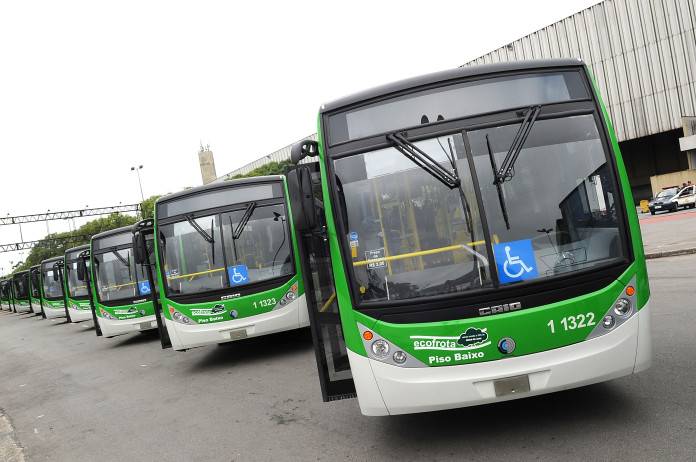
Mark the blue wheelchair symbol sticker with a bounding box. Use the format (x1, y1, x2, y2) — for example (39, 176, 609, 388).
(493, 239, 539, 284)
(228, 265, 249, 286)
(139, 281, 151, 295)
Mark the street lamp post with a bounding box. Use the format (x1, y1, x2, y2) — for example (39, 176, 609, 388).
(131, 165, 145, 203)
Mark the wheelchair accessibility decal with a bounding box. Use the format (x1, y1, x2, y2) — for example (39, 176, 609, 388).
(138, 281, 151, 295)
(493, 239, 538, 284)
(227, 265, 249, 286)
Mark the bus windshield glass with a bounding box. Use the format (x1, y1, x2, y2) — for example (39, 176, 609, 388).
(94, 248, 145, 302)
(14, 273, 30, 299)
(65, 251, 90, 298)
(41, 264, 64, 299)
(333, 114, 625, 305)
(161, 203, 293, 296)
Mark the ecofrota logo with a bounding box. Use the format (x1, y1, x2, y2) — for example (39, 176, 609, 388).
(457, 328, 489, 347)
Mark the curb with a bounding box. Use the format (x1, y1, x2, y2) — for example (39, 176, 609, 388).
(644, 248, 696, 260)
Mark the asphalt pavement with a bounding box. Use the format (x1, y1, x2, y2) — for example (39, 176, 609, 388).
(636, 206, 696, 258)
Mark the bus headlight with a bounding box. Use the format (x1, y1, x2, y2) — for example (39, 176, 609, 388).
(169, 307, 196, 325)
(371, 339, 389, 358)
(393, 351, 407, 364)
(602, 315, 616, 329)
(614, 298, 632, 316)
(286, 291, 296, 300)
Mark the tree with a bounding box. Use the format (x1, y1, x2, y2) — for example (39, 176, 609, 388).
(226, 159, 293, 180)
(10, 213, 139, 275)
(140, 194, 163, 219)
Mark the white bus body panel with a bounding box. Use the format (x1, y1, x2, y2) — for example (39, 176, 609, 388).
(350, 301, 652, 416)
(166, 294, 309, 351)
(67, 302, 93, 322)
(98, 314, 158, 338)
(14, 303, 32, 314)
(43, 302, 67, 319)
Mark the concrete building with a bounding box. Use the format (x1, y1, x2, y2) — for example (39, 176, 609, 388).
(217, 0, 695, 202)
(198, 144, 217, 185)
(463, 0, 696, 201)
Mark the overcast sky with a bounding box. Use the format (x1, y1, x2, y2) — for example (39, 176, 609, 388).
(0, 0, 602, 274)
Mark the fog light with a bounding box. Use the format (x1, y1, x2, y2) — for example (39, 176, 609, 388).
(286, 291, 296, 300)
(371, 339, 389, 358)
(393, 351, 407, 364)
(230, 310, 238, 318)
(140, 310, 146, 316)
(602, 315, 615, 329)
(614, 298, 631, 316)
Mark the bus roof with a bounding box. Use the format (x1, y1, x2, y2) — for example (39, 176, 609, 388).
(156, 175, 285, 206)
(321, 58, 585, 113)
(92, 224, 133, 241)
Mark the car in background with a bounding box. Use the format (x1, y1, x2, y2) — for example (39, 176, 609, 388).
(648, 185, 696, 214)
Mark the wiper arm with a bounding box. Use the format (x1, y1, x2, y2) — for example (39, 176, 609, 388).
(494, 105, 541, 185)
(185, 214, 215, 244)
(233, 202, 257, 240)
(109, 248, 132, 280)
(487, 134, 511, 230)
(386, 132, 460, 189)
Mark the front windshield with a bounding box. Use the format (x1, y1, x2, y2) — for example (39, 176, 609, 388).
(41, 265, 64, 299)
(65, 257, 90, 298)
(160, 203, 293, 296)
(94, 247, 145, 302)
(334, 134, 491, 302)
(333, 114, 625, 303)
(30, 270, 41, 298)
(14, 273, 30, 299)
(655, 188, 678, 198)
(469, 114, 624, 281)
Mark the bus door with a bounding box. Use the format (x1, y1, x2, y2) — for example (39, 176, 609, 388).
(133, 219, 172, 349)
(287, 158, 356, 401)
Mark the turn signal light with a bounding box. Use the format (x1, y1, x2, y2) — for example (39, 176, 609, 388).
(363, 331, 373, 341)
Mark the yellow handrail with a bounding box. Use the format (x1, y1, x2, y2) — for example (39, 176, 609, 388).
(353, 241, 485, 267)
(167, 267, 225, 281)
(102, 281, 137, 291)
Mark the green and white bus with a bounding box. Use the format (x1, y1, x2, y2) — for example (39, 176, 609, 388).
(132, 175, 308, 350)
(0, 279, 11, 311)
(88, 226, 157, 338)
(12, 270, 33, 314)
(29, 265, 43, 315)
(40, 256, 68, 319)
(289, 59, 652, 415)
(64, 245, 94, 322)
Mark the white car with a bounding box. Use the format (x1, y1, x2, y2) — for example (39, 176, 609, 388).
(649, 185, 696, 214)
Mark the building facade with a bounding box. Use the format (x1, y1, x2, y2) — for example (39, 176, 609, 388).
(463, 0, 696, 201)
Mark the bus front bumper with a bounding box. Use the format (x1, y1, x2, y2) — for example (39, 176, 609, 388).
(350, 301, 652, 416)
(43, 303, 67, 319)
(166, 295, 309, 351)
(68, 306, 94, 322)
(99, 314, 158, 338)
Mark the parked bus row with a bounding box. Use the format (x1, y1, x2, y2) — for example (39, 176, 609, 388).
(1, 59, 651, 416)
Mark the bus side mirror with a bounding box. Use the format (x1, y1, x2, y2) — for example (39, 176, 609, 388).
(132, 231, 149, 265)
(76, 259, 86, 281)
(52, 264, 59, 282)
(290, 140, 319, 165)
(287, 166, 318, 232)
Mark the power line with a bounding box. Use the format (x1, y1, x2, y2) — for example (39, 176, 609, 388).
(1, 204, 141, 225)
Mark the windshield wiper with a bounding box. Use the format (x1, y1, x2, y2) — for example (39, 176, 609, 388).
(486, 134, 511, 230)
(493, 105, 541, 185)
(233, 202, 257, 240)
(386, 132, 460, 189)
(108, 247, 132, 280)
(185, 214, 216, 264)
